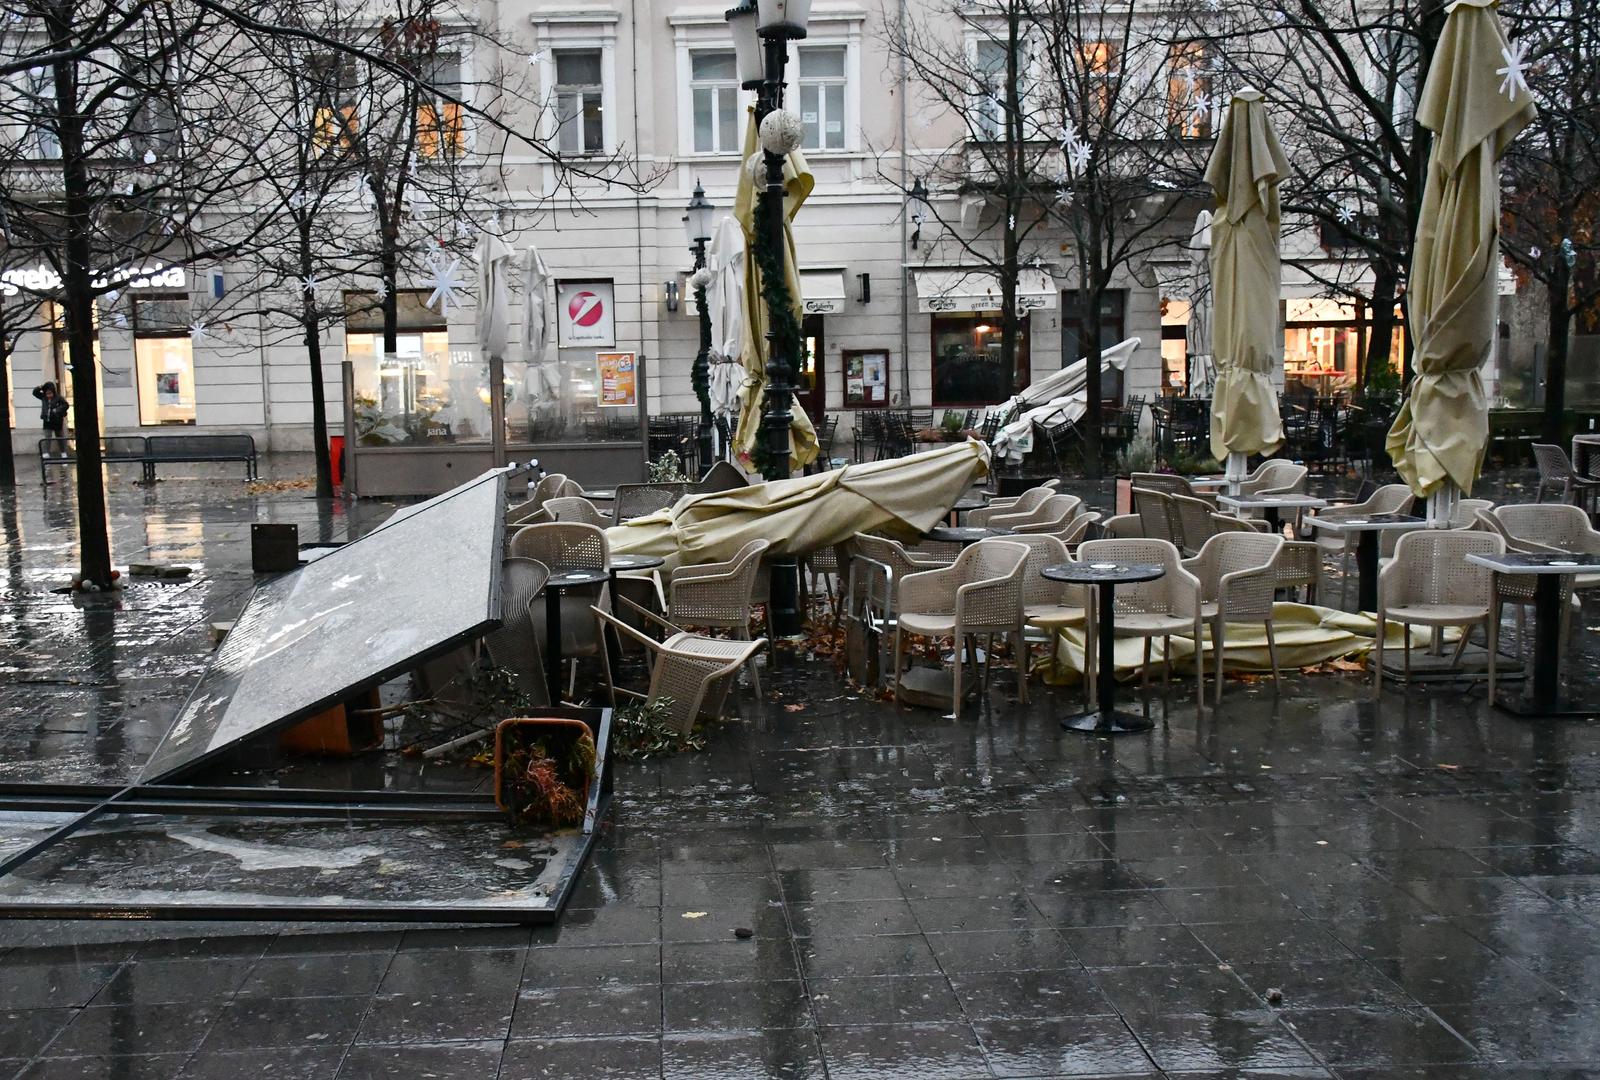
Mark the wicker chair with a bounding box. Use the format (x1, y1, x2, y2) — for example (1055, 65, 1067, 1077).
(1076, 537, 1204, 696)
(1099, 513, 1144, 539)
(1239, 460, 1309, 497)
(667, 538, 770, 695)
(1533, 443, 1600, 511)
(692, 460, 748, 494)
(893, 539, 1030, 717)
(483, 557, 552, 705)
(1307, 484, 1417, 608)
(1374, 530, 1504, 691)
(1132, 487, 1185, 549)
(1130, 472, 1215, 507)
(969, 484, 1056, 526)
(505, 501, 552, 528)
(613, 482, 688, 524)
(846, 534, 949, 642)
(990, 494, 1084, 533)
(1275, 541, 1321, 604)
(1182, 532, 1285, 704)
(1006, 533, 1094, 706)
(1477, 505, 1592, 661)
(593, 600, 766, 736)
(1041, 513, 1096, 550)
(509, 522, 610, 692)
(543, 496, 610, 528)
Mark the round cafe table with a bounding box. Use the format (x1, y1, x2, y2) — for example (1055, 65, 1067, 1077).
(542, 567, 611, 698)
(1043, 561, 1166, 735)
(924, 525, 1015, 547)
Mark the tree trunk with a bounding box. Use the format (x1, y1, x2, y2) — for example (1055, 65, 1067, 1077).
(1082, 284, 1103, 478)
(0, 323, 15, 489)
(1363, 266, 1399, 389)
(1000, 235, 1019, 403)
(50, 8, 113, 585)
(1543, 259, 1571, 445)
(297, 230, 335, 498)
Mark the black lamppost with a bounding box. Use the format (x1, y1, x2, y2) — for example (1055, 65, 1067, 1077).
(685, 179, 715, 477)
(728, 0, 809, 637)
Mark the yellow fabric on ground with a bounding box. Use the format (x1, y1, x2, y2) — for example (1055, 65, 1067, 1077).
(1387, 0, 1534, 498)
(1206, 89, 1289, 462)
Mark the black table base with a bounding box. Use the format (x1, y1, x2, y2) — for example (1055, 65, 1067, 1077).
(1060, 709, 1154, 735)
(1493, 691, 1599, 720)
(1356, 529, 1380, 612)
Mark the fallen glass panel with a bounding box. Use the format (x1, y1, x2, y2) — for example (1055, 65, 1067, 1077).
(0, 811, 588, 920)
(140, 469, 507, 783)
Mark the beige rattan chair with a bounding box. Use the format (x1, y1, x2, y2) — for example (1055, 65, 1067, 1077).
(1374, 529, 1504, 691)
(613, 482, 688, 524)
(1533, 443, 1600, 511)
(593, 600, 766, 736)
(691, 460, 749, 494)
(1240, 460, 1308, 497)
(991, 494, 1084, 534)
(543, 496, 610, 528)
(1076, 537, 1204, 697)
(893, 539, 1030, 717)
(969, 484, 1056, 526)
(667, 538, 770, 695)
(847, 534, 948, 635)
(1275, 541, 1321, 604)
(511, 522, 611, 694)
(483, 558, 552, 705)
(1183, 531, 1285, 705)
(1308, 484, 1417, 609)
(1006, 533, 1095, 707)
(1099, 513, 1144, 539)
(1130, 472, 1214, 504)
(1132, 487, 1185, 549)
(505, 502, 552, 528)
(1481, 503, 1600, 654)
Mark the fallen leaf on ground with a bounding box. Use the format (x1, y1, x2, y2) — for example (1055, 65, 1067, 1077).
(682, 911, 708, 919)
(783, 703, 805, 713)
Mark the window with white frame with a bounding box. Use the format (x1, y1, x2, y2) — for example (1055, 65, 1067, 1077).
(796, 45, 846, 151)
(974, 38, 1011, 141)
(690, 50, 740, 154)
(1166, 40, 1212, 138)
(418, 53, 466, 159)
(6, 66, 60, 159)
(554, 49, 604, 155)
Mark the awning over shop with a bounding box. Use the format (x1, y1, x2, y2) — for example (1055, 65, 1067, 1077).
(798, 269, 847, 314)
(913, 268, 1057, 314)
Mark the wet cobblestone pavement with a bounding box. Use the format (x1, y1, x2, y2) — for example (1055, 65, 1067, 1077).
(2, 459, 1600, 1078)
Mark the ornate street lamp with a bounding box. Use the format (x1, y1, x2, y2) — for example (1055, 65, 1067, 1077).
(726, 0, 809, 636)
(685, 179, 716, 477)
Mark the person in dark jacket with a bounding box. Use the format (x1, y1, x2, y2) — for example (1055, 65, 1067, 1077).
(33, 382, 68, 449)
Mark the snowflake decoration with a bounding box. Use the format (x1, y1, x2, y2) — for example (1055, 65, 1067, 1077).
(105, 288, 120, 304)
(287, 189, 306, 211)
(189, 321, 208, 342)
(141, 148, 156, 165)
(1192, 93, 1212, 121)
(160, 218, 176, 236)
(1530, 245, 1542, 259)
(1497, 40, 1529, 102)
(300, 274, 319, 294)
(1056, 188, 1074, 207)
(424, 257, 466, 313)
(455, 219, 476, 240)
(1336, 204, 1356, 225)
(487, 212, 502, 234)
(373, 279, 389, 302)
(1064, 135, 1092, 173)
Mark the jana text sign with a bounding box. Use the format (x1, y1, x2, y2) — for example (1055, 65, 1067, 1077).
(597, 351, 637, 408)
(556, 280, 616, 347)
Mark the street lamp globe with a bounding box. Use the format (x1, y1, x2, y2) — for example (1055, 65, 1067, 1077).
(755, 0, 810, 39)
(725, 3, 763, 87)
(684, 180, 714, 248)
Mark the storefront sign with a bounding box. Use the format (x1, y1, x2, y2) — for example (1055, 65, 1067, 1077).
(556, 280, 616, 347)
(802, 297, 844, 314)
(596, 351, 637, 408)
(0, 262, 186, 298)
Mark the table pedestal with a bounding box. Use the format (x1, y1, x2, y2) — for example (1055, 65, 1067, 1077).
(1355, 530, 1380, 613)
(1495, 574, 1598, 719)
(1061, 580, 1153, 736)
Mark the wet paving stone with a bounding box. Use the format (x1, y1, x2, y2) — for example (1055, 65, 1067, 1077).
(3, 464, 1600, 1075)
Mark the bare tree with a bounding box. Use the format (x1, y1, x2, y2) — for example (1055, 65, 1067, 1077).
(1500, 0, 1600, 442)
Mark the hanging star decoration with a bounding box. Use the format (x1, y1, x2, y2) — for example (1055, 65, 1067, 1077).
(189, 321, 208, 342)
(287, 189, 306, 211)
(373, 279, 389, 301)
(425, 257, 465, 313)
(1336, 204, 1356, 226)
(455, 219, 476, 240)
(1191, 93, 1212, 122)
(1530, 245, 1542, 259)
(111, 312, 128, 329)
(141, 148, 156, 165)
(300, 274, 319, 294)
(1497, 40, 1529, 102)
(1061, 128, 1092, 173)
(161, 218, 176, 235)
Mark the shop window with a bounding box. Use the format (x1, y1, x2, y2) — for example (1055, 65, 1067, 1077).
(1166, 41, 1213, 138)
(134, 296, 195, 426)
(344, 289, 488, 444)
(973, 38, 1018, 141)
(932, 314, 1030, 406)
(309, 55, 362, 155)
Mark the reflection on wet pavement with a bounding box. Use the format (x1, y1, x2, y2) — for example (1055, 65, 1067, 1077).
(2, 458, 1599, 1078)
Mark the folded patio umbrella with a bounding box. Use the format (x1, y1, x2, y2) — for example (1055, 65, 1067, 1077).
(990, 338, 1138, 464)
(474, 232, 515, 360)
(1206, 89, 1288, 469)
(1386, 0, 1534, 508)
(608, 439, 990, 570)
(1187, 209, 1216, 397)
(729, 109, 819, 473)
(707, 215, 745, 367)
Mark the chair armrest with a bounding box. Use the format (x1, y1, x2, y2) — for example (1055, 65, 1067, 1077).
(672, 559, 738, 582)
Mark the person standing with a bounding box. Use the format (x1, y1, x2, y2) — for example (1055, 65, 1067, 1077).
(33, 381, 68, 457)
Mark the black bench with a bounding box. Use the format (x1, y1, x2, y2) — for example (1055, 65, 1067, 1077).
(40, 433, 259, 483)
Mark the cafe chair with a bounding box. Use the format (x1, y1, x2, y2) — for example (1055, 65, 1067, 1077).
(893, 539, 1029, 717)
(968, 483, 1057, 525)
(1131, 471, 1218, 508)
(1239, 459, 1308, 498)
(543, 496, 610, 529)
(511, 522, 611, 695)
(1532, 443, 1600, 512)
(691, 460, 750, 495)
(1006, 534, 1095, 707)
(1182, 532, 1285, 705)
(667, 538, 771, 695)
(1481, 503, 1600, 657)
(613, 481, 688, 524)
(1076, 537, 1204, 698)
(505, 502, 552, 528)
(1374, 530, 1503, 693)
(483, 557, 552, 705)
(990, 494, 1084, 533)
(592, 600, 767, 737)
(1308, 483, 1416, 609)
(1132, 487, 1186, 550)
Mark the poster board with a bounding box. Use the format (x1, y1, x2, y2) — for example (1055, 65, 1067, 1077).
(843, 348, 890, 407)
(596, 351, 637, 408)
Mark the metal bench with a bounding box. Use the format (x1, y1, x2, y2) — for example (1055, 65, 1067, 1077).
(39, 433, 259, 482)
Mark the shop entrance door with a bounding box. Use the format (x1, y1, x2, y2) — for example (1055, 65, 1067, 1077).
(798, 314, 826, 421)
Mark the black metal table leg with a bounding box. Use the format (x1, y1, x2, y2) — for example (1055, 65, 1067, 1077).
(1357, 530, 1379, 613)
(545, 587, 563, 702)
(1532, 573, 1562, 712)
(1061, 579, 1153, 735)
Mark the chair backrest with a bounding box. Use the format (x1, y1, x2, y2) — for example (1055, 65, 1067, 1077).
(692, 460, 748, 494)
(1191, 532, 1284, 618)
(1368, 483, 1417, 515)
(1388, 529, 1503, 607)
(1130, 472, 1192, 498)
(1132, 487, 1183, 548)
(1243, 459, 1308, 496)
(851, 534, 929, 587)
(1171, 493, 1218, 553)
(508, 522, 609, 569)
(1077, 537, 1186, 616)
(957, 539, 1028, 629)
(1003, 533, 1078, 607)
(1493, 502, 1592, 550)
(532, 472, 568, 505)
(1451, 498, 1495, 530)
(1533, 443, 1575, 482)
(1011, 494, 1083, 532)
(543, 496, 609, 528)
(613, 482, 687, 523)
(483, 558, 551, 703)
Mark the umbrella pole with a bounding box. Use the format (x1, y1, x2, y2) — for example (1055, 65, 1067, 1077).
(1426, 480, 1460, 529)
(1225, 451, 1248, 497)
